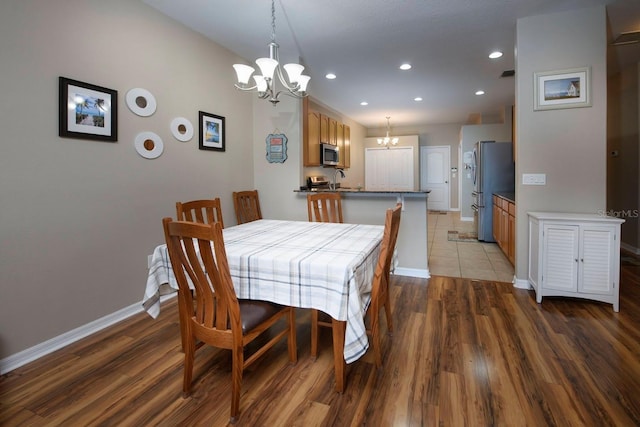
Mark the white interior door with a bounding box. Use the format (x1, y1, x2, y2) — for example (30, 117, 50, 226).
(421, 146, 450, 211)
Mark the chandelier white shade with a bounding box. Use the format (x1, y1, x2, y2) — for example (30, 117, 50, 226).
(232, 0, 310, 105)
(378, 117, 399, 146)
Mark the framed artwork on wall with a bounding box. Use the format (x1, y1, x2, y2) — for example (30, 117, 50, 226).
(534, 67, 591, 111)
(265, 133, 288, 163)
(199, 111, 225, 151)
(59, 77, 118, 142)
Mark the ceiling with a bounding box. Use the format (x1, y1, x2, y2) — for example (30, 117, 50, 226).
(143, 0, 639, 129)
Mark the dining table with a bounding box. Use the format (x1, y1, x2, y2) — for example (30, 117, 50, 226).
(142, 218, 387, 392)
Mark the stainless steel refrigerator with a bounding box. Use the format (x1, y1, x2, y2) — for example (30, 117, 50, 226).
(471, 141, 515, 242)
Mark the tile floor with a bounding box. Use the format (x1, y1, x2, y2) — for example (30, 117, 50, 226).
(427, 211, 515, 282)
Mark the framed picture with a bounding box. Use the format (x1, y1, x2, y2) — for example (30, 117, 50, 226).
(59, 77, 117, 141)
(199, 111, 225, 151)
(265, 133, 288, 163)
(534, 67, 591, 111)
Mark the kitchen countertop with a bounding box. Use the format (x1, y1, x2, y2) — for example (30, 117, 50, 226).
(295, 188, 430, 195)
(494, 192, 515, 203)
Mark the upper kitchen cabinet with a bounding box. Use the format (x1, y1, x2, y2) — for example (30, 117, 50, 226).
(328, 118, 338, 145)
(336, 123, 351, 169)
(343, 125, 350, 169)
(303, 98, 350, 168)
(305, 109, 321, 166)
(319, 114, 329, 146)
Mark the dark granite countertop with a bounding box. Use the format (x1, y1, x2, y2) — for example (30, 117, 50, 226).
(294, 188, 430, 195)
(494, 192, 515, 203)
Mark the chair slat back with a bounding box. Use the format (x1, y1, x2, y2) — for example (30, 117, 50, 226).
(176, 198, 224, 229)
(370, 204, 402, 311)
(163, 218, 240, 336)
(307, 192, 343, 223)
(233, 190, 262, 224)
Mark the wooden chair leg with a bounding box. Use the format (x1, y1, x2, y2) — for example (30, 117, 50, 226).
(331, 318, 346, 393)
(182, 335, 195, 397)
(177, 292, 189, 352)
(371, 313, 382, 369)
(230, 347, 243, 424)
(310, 309, 319, 359)
(288, 308, 298, 363)
(384, 298, 393, 334)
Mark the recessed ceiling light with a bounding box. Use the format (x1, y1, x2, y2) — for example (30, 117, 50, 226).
(399, 63, 412, 70)
(414, 97, 423, 102)
(489, 51, 503, 59)
(475, 90, 485, 95)
(360, 101, 368, 106)
(325, 73, 336, 79)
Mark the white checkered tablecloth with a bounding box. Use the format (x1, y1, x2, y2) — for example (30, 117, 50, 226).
(143, 219, 386, 364)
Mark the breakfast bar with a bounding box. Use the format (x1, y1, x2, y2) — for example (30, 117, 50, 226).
(295, 188, 431, 278)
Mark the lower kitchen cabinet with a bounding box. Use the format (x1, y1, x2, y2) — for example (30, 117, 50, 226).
(527, 212, 624, 312)
(493, 195, 515, 265)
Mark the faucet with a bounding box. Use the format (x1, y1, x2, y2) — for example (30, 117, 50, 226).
(331, 168, 345, 190)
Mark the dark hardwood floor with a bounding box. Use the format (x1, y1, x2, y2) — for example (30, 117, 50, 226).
(2, 261, 640, 426)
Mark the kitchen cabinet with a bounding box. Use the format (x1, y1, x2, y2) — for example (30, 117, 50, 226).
(328, 117, 338, 145)
(493, 194, 515, 265)
(336, 122, 344, 168)
(343, 125, 350, 169)
(527, 212, 624, 312)
(305, 110, 321, 166)
(319, 114, 329, 146)
(302, 98, 350, 168)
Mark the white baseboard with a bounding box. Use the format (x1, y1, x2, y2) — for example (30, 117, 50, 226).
(513, 277, 532, 290)
(460, 216, 474, 222)
(621, 242, 640, 255)
(395, 267, 430, 279)
(0, 294, 176, 374)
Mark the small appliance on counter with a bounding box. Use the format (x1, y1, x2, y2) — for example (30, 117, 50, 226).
(306, 175, 330, 190)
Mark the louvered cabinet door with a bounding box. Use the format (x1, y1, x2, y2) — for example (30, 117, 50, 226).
(579, 226, 617, 295)
(542, 224, 579, 292)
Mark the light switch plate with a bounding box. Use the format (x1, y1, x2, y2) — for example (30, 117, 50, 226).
(522, 173, 546, 185)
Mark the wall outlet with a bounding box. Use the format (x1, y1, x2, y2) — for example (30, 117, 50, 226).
(522, 173, 546, 185)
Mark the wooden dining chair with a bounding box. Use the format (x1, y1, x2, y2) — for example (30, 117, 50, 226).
(307, 192, 343, 223)
(162, 217, 297, 423)
(232, 190, 262, 224)
(310, 203, 401, 368)
(176, 198, 224, 228)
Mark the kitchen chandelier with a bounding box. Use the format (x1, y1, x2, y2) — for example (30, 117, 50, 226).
(377, 117, 399, 146)
(232, 0, 310, 106)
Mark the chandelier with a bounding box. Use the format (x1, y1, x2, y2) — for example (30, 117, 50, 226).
(232, 0, 310, 106)
(377, 117, 399, 146)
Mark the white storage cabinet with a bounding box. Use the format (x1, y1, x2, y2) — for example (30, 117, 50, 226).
(528, 212, 624, 312)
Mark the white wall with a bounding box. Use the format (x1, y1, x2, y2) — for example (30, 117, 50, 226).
(0, 0, 254, 358)
(515, 6, 608, 282)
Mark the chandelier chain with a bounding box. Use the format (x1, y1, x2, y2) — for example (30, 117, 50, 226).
(270, 0, 276, 43)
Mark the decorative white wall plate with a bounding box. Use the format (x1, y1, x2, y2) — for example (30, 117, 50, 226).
(126, 88, 157, 117)
(170, 117, 194, 142)
(134, 131, 163, 159)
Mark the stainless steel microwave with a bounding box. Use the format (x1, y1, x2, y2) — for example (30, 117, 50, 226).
(320, 143, 339, 166)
